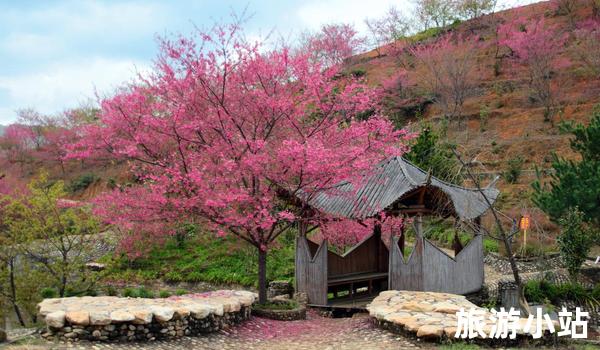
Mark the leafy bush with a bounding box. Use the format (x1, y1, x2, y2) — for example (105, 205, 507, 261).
(525, 280, 597, 305)
(502, 156, 524, 184)
(405, 123, 462, 184)
(175, 289, 188, 296)
(350, 68, 366, 77)
(122, 286, 154, 298)
(409, 27, 444, 43)
(40, 287, 58, 299)
(104, 285, 118, 296)
(557, 208, 595, 280)
(122, 287, 138, 298)
(159, 290, 171, 298)
(136, 286, 154, 298)
(68, 173, 99, 192)
(479, 104, 490, 132)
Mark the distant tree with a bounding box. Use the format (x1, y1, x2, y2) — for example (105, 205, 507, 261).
(413, 0, 459, 29)
(300, 23, 365, 67)
(456, 0, 497, 19)
(404, 123, 462, 183)
(409, 35, 478, 121)
(499, 18, 567, 122)
(364, 6, 412, 56)
(532, 105, 600, 227)
(1, 174, 101, 298)
(556, 207, 596, 281)
(550, 0, 579, 22)
(573, 19, 600, 78)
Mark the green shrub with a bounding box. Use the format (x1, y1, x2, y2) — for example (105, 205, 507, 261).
(479, 105, 490, 132)
(107, 177, 117, 189)
(136, 286, 154, 298)
(105, 285, 118, 296)
(557, 208, 595, 280)
(175, 289, 188, 296)
(68, 173, 99, 192)
(159, 290, 171, 298)
(525, 280, 597, 305)
(40, 287, 58, 299)
(122, 287, 138, 298)
(503, 156, 524, 184)
(350, 68, 366, 77)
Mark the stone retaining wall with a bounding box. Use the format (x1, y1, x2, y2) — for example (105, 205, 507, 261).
(38, 290, 255, 343)
(367, 290, 557, 344)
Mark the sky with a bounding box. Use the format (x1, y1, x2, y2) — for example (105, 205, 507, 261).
(0, 0, 536, 124)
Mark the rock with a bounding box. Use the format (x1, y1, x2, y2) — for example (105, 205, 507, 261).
(132, 310, 153, 324)
(402, 301, 434, 312)
(267, 280, 293, 299)
(433, 303, 462, 314)
(46, 311, 66, 328)
(64, 332, 77, 339)
(92, 330, 101, 338)
(66, 311, 90, 326)
(89, 310, 111, 325)
(0, 329, 6, 342)
(416, 325, 444, 338)
(151, 306, 174, 322)
(110, 310, 135, 323)
(189, 305, 210, 319)
(85, 262, 106, 271)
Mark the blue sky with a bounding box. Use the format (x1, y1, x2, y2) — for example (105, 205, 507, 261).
(0, 0, 533, 124)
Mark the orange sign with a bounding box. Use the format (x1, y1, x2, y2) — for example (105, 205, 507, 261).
(519, 215, 531, 230)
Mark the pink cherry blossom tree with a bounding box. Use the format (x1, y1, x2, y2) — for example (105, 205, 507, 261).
(68, 22, 413, 303)
(573, 18, 600, 78)
(300, 23, 365, 67)
(408, 34, 479, 122)
(499, 18, 568, 122)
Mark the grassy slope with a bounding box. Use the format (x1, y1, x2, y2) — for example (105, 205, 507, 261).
(345, 1, 600, 228)
(102, 233, 296, 289)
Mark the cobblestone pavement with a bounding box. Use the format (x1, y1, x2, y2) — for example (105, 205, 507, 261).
(5, 312, 430, 350)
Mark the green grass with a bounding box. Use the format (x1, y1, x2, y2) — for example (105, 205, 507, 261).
(102, 232, 295, 288)
(524, 279, 600, 305)
(483, 238, 499, 253)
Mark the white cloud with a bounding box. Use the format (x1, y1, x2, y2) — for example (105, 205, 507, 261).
(297, 0, 406, 33)
(0, 58, 150, 123)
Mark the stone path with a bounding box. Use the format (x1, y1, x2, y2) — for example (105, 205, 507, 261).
(5, 312, 427, 350)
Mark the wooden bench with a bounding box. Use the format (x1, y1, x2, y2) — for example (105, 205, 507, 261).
(327, 271, 388, 299)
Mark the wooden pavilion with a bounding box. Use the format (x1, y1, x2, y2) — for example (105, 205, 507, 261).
(295, 157, 499, 307)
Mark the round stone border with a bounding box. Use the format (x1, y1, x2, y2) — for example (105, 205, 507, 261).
(38, 290, 256, 343)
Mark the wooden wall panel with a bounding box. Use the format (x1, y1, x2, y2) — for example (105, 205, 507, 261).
(295, 236, 328, 305)
(388, 236, 423, 291)
(422, 235, 484, 294)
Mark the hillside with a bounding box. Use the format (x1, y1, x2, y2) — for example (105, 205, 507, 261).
(1, 1, 597, 233)
(345, 0, 600, 230)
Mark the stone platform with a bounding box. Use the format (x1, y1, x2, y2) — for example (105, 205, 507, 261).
(38, 290, 256, 342)
(367, 290, 557, 343)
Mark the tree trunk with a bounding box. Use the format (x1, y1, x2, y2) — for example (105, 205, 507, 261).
(257, 248, 267, 304)
(8, 259, 25, 327)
